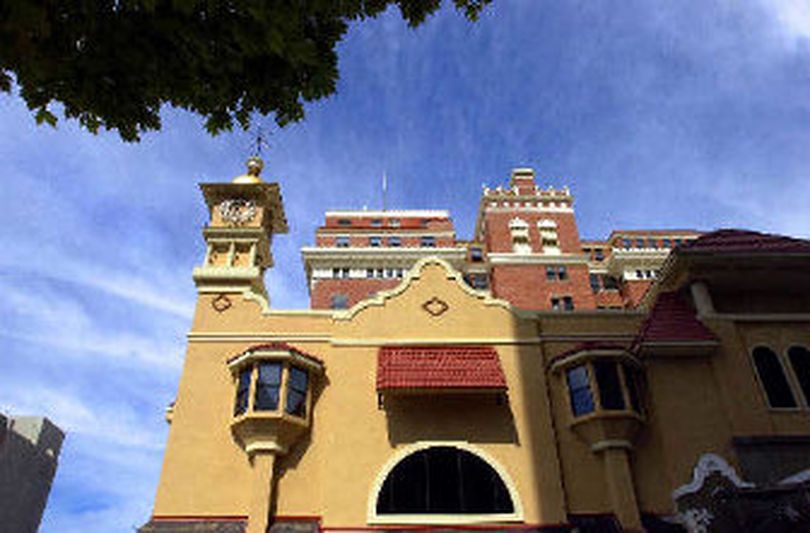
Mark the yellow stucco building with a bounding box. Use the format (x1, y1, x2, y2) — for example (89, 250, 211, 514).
(141, 160, 810, 533)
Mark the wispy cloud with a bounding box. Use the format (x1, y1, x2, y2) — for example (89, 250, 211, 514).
(2, 2, 810, 532)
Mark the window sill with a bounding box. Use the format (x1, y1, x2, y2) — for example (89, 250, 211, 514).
(368, 513, 523, 525)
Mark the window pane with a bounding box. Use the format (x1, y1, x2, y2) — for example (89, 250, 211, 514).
(753, 347, 796, 408)
(563, 296, 574, 311)
(558, 267, 568, 280)
(590, 274, 600, 293)
(594, 360, 625, 410)
(234, 368, 252, 415)
(331, 294, 348, 309)
(566, 366, 595, 416)
(623, 365, 642, 413)
(286, 389, 306, 417)
(546, 267, 556, 281)
(255, 362, 281, 411)
(788, 346, 810, 404)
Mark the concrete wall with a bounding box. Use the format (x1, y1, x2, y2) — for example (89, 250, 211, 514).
(0, 415, 64, 533)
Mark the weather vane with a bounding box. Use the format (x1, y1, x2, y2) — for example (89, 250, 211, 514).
(253, 124, 271, 158)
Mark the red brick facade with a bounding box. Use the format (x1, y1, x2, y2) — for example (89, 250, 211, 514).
(303, 169, 702, 311)
(310, 278, 400, 309)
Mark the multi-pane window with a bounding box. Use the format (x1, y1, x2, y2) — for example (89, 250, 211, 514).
(635, 238, 645, 248)
(662, 238, 672, 248)
(551, 296, 574, 311)
(388, 236, 401, 247)
(338, 219, 352, 226)
(371, 219, 383, 227)
(389, 218, 401, 227)
(421, 236, 436, 247)
(335, 236, 349, 247)
(286, 367, 309, 417)
(647, 239, 658, 249)
(594, 249, 605, 261)
(470, 247, 484, 262)
(255, 362, 282, 411)
(370, 236, 382, 247)
(751, 345, 810, 409)
(546, 266, 568, 281)
(622, 239, 632, 249)
(376, 447, 514, 515)
(563, 359, 643, 418)
(232, 361, 311, 419)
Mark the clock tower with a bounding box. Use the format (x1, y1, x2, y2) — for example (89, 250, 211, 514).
(193, 156, 288, 305)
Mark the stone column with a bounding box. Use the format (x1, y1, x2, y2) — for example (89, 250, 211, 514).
(247, 452, 276, 533)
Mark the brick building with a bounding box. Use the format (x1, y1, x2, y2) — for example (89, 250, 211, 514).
(303, 168, 700, 312)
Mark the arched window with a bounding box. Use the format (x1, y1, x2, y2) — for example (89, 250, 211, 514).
(752, 346, 796, 408)
(376, 446, 514, 515)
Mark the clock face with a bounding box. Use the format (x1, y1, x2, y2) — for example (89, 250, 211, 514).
(218, 198, 257, 226)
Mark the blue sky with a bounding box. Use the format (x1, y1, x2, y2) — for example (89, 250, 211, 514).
(0, 1, 809, 531)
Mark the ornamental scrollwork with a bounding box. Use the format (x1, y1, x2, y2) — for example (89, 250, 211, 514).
(218, 198, 257, 226)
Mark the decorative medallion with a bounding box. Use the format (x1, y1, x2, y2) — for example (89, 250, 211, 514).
(212, 294, 232, 313)
(218, 198, 257, 226)
(422, 297, 449, 317)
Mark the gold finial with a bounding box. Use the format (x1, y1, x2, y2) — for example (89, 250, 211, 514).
(233, 156, 264, 184)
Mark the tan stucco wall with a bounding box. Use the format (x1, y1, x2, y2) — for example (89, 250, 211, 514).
(152, 258, 810, 528)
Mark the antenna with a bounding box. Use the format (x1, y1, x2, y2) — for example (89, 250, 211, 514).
(382, 171, 388, 212)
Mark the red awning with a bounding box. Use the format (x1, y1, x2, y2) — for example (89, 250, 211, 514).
(377, 346, 507, 391)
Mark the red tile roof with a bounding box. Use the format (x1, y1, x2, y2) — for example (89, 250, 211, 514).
(637, 292, 716, 344)
(377, 346, 507, 390)
(680, 229, 810, 255)
(234, 342, 324, 366)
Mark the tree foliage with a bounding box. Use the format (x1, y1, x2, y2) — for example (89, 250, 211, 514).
(0, 0, 490, 141)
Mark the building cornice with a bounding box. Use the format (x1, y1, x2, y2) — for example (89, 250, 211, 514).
(487, 253, 590, 265)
